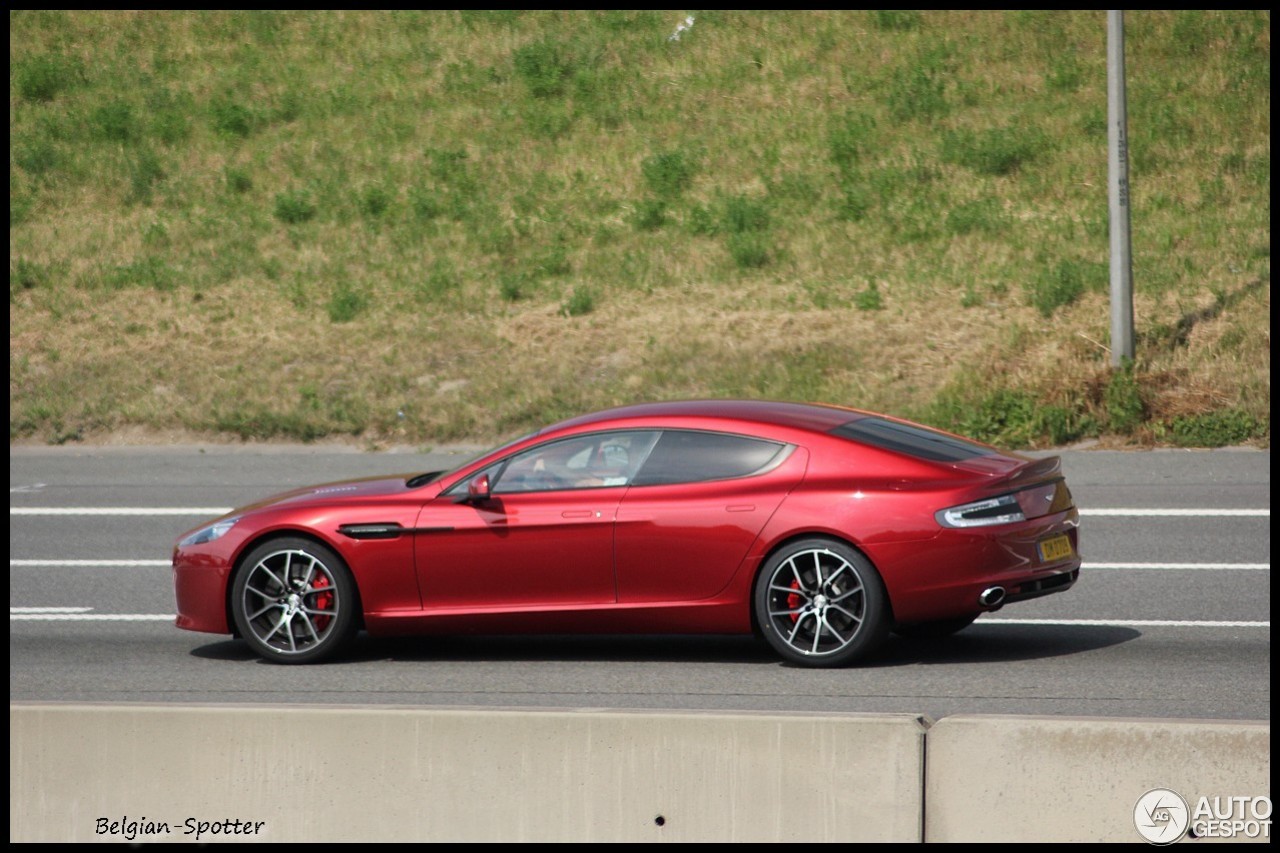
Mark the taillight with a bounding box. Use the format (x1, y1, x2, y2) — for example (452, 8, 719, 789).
(936, 494, 1024, 528)
(937, 480, 1072, 528)
(1015, 480, 1073, 518)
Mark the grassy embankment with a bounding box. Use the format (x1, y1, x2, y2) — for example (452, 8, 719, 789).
(9, 11, 1270, 448)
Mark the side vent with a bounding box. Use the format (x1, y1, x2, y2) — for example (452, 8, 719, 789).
(337, 523, 403, 540)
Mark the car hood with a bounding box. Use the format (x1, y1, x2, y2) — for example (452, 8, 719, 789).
(235, 474, 422, 514)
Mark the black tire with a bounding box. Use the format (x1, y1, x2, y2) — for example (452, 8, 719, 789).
(231, 537, 357, 664)
(754, 538, 890, 667)
(893, 614, 979, 640)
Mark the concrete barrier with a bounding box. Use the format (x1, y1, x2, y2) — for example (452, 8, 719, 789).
(12, 705, 1269, 843)
(9, 704, 928, 843)
(926, 715, 1271, 843)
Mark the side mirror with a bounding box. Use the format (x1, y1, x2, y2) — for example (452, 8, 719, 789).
(465, 473, 492, 503)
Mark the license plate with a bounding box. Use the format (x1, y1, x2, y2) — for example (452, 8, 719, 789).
(1038, 534, 1073, 562)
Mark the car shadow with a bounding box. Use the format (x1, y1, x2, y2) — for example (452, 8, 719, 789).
(868, 623, 1142, 667)
(348, 634, 777, 665)
(189, 639, 260, 661)
(190, 624, 1141, 666)
(189, 634, 776, 665)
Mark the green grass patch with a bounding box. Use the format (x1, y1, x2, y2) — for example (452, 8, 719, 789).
(211, 396, 366, 442)
(870, 10, 923, 32)
(927, 386, 1094, 448)
(210, 97, 255, 138)
(720, 195, 771, 235)
(726, 232, 771, 270)
(13, 137, 61, 177)
(224, 167, 254, 195)
(497, 270, 532, 302)
(828, 111, 877, 178)
(854, 280, 884, 311)
(1104, 360, 1146, 434)
(1168, 409, 1265, 447)
(101, 257, 176, 292)
(945, 198, 1007, 235)
(641, 150, 698, 199)
(148, 89, 195, 144)
(417, 259, 461, 302)
(513, 38, 577, 99)
(359, 184, 394, 220)
(274, 189, 318, 224)
(90, 100, 141, 143)
(327, 279, 368, 323)
(10, 259, 51, 300)
(126, 147, 166, 204)
(1026, 259, 1107, 318)
(14, 53, 82, 102)
(629, 199, 667, 232)
(941, 126, 1047, 176)
(560, 285, 595, 317)
(885, 49, 950, 122)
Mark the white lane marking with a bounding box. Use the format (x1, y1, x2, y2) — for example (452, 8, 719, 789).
(10, 507, 232, 516)
(9, 483, 46, 493)
(1084, 562, 1269, 570)
(9, 613, 174, 621)
(10, 606, 92, 614)
(1080, 508, 1269, 517)
(11, 559, 171, 567)
(10, 506, 1269, 517)
(982, 618, 1269, 628)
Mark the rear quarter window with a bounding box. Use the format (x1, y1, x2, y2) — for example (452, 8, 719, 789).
(632, 431, 786, 486)
(830, 417, 995, 463)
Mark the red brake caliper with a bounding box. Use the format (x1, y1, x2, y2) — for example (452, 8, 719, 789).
(311, 575, 332, 631)
(786, 579, 802, 623)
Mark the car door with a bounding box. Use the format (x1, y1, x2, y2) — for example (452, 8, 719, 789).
(614, 430, 809, 603)
(413, 431, 659, 610)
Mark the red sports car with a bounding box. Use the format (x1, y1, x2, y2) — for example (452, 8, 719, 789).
(173, 400, 1081, 666)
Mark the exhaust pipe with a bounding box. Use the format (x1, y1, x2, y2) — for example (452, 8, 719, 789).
(978, 586, 1006, 608)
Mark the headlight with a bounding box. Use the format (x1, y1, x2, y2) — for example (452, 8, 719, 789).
(178, 517, 240, 547)
(936, 495, 1025, 528)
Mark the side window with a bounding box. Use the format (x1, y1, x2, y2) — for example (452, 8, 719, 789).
(492, 431, 659, 494)
(631, 431, 787, 486)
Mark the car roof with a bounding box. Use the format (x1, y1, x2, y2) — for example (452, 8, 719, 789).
(546, 399, 867, 435)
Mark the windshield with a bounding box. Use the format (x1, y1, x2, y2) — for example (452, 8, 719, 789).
(410, 430, 539, 487)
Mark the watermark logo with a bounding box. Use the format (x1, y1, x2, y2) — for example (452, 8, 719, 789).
(1190, 795, 1272, 841)
(1134, 788, 1189, 845)
(1134, 789, 1272, 843)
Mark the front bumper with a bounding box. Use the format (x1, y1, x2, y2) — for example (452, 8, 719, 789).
(173, 548, 235, 634)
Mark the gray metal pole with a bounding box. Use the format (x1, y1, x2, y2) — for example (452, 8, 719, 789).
(1107, 10, 1135, 366)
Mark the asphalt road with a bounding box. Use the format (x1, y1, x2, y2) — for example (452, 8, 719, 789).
(9, 444, 1270, 720)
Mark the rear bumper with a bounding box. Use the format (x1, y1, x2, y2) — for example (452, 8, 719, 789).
(868, 509, 1081, 623)
(1000, 565, 1079, 604)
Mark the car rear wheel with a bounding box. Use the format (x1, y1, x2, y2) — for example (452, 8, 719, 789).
(754, 539, 889, 667)
(231, 537, 357, 664)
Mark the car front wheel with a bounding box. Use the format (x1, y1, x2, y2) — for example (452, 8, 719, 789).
(754, 539, 889, 667)
(231, 537, 357, 664)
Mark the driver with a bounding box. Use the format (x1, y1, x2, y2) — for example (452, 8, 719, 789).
(532, 441, 605, 488)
